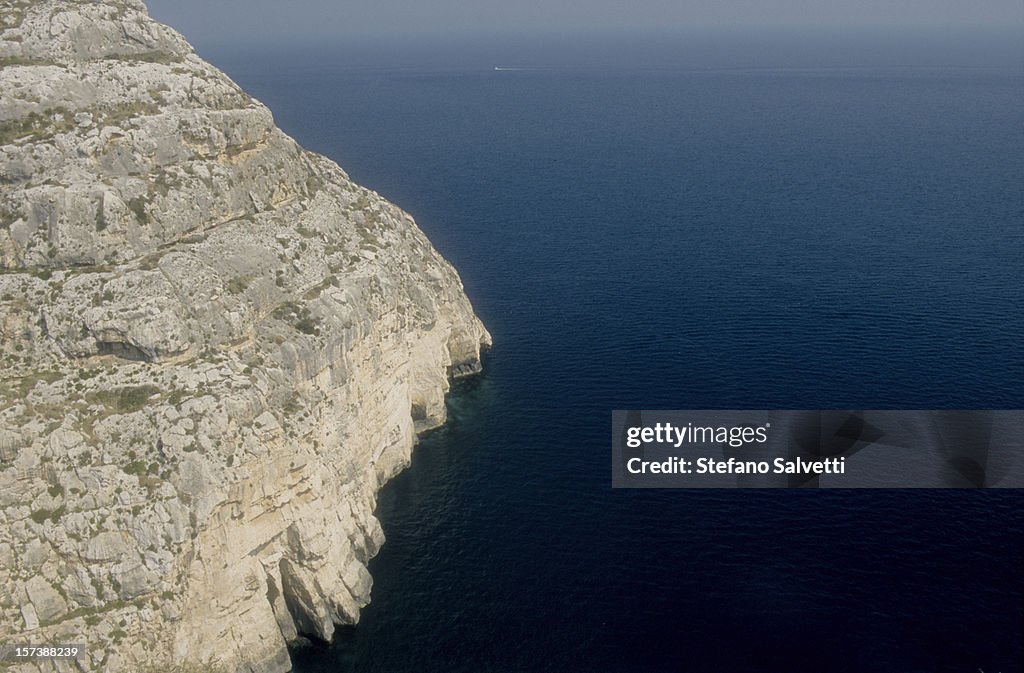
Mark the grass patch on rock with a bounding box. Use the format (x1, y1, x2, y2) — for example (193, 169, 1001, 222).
(90, 385, 161, 414)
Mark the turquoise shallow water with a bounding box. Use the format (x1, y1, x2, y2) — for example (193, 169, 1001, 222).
(203, 34, 1024, 672)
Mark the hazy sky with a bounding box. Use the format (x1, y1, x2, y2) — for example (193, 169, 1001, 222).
(146, 0, 1024, 43)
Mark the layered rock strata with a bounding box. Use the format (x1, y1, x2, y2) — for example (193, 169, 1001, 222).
(0, 1, 490, 670)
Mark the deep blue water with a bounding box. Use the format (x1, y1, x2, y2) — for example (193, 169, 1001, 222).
(203, 34, 1023, 673)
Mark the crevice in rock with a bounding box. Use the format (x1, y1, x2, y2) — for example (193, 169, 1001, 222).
(265, 570, 298, 643)
(279, 558, 334, 643)
(96, 339, 151, 361)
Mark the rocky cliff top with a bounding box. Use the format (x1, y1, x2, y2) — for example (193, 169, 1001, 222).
(0, 2, 489, 671)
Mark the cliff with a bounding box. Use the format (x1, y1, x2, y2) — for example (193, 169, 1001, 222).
(0, 1, 490, 671)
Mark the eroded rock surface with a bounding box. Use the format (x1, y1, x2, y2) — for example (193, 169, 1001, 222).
(0, 1, 490, 670)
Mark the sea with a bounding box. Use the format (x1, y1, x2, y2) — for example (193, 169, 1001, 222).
(197, 31, 1023, 673)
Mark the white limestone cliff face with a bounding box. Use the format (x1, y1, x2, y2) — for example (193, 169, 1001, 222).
(0, 1, 490, 671)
